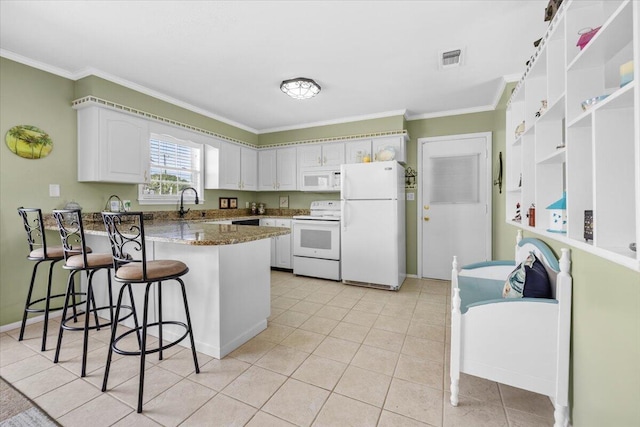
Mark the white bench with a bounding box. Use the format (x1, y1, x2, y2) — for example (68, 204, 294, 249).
(450, 230, 572, 427)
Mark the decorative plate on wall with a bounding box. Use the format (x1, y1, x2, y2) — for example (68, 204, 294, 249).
(5, 125, 53, 159)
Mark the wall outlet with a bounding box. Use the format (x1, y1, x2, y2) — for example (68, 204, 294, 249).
(49, 184, 60, 197)
(406, 192, 415, 201)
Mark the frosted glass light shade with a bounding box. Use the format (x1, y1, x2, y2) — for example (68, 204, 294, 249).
(280, 78, 321, 99)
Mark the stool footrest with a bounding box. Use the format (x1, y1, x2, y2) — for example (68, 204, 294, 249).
(112, 321, 191, 357)
(61, 305, 134, 332)
(24, 293, 67, 313)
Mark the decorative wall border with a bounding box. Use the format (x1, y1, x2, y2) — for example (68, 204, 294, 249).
(71, 96, 408, 149)
(72, 96, 257, 148)
(260, 129, 409, 148)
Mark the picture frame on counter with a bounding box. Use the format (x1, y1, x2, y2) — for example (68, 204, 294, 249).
(220, 224, 237, 233)
(219, 197, 229, 209)
(229, 197, 238, 209)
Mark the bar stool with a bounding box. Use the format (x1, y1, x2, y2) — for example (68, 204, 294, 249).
(17, 207, 67, 351)
(52, 209, 133, 377)
(101, 211, 199, 413)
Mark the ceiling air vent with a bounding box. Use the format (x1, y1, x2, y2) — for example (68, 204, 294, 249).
(439, 48, 463, 69)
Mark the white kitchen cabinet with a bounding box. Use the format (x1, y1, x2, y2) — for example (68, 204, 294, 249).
(277, 147, 298, 191)
(258, 150, 276, 191)
(344, 135, 407, 164)
(259, 218, 292, 269)
(345, 139, 375, 164)
(241, 147, 258, 191)
(274, 219, 293, 269)
(216, 141, 257, 191)
(372, 135, 406, 163)
(506, 0, 639, 271)
(260, 218, 277, 266)
(258, 147, 297, 191)
(75, 104, 150, 183)
(297, 142, 345, 168)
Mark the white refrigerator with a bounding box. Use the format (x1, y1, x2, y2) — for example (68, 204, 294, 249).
(340, 161, 406, 290)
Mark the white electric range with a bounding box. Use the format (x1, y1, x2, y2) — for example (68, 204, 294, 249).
(292, 201, 341, 281)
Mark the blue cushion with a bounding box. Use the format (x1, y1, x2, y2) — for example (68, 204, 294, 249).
(503, 252, 551, 299)
(458, 276, 505, 313)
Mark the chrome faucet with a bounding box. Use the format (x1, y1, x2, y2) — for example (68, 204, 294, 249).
(104, 194, 123, 212)
(179, 187, 199, 218)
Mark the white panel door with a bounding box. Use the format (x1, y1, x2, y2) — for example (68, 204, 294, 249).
(297, 145, 322, 168)
(241, 147, 257, 191)
(345, 139, 372, 164)
(275, 219, 292, 268)
(322, 142, 345, 166)
(276, 147, 297, 191)
(420, 133, 491, 280)
(373, 135, 405, 163)
(258, 149, 277, 191)
(101, 109, 149, 183)
(219, 141, 241, 189)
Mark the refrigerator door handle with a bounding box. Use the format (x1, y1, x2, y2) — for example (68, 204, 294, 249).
(342, 200, 347, 232)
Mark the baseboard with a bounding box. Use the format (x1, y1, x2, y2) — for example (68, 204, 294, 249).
(158, 319, 268, 360)
(0, 312, 62, 333)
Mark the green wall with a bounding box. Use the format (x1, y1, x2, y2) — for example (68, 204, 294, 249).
(1, 57, 639, 425)
(259, 115, 405, 146)
(74, 75, 258, 145)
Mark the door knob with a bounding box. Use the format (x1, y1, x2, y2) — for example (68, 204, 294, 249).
(424, 205, 430, 210)
(424, 217, 430, 221)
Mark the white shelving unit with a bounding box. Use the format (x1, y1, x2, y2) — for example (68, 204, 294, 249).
(506, 0, 639, 271)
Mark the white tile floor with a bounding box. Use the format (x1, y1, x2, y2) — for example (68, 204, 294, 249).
(0, 271, 556, 426)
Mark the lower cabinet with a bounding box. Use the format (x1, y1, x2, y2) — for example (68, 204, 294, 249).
(260, 218, 292, 269)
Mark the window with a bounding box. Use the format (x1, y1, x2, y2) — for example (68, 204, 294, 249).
(138, 133, 203, 204)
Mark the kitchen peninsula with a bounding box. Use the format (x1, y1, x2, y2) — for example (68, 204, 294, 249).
(52, 217, 291, 359)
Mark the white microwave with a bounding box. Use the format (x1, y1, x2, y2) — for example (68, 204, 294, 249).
(299, 167, 341, 192)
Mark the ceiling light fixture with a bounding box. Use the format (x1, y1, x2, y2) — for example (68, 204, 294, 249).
(280, 77, 321, 100)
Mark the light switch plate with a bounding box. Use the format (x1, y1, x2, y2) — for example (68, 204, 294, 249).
(49, 184, 60, 197)
(406, 192, 415, 201)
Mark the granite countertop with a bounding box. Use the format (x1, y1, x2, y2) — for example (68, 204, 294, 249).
(43, 208, 303, 246)
(47, 217, 292, 246)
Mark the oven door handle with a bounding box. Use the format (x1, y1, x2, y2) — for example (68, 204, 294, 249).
(293, 220, 339, 227)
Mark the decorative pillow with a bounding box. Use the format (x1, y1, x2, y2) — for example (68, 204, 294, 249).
(503, 252, 552, 298)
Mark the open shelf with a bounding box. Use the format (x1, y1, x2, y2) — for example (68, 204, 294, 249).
(505, 0, 639, 272)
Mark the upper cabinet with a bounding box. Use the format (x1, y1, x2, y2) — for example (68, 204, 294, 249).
(214, 141, 257, 191)
(344, 135, 407, 164)
(259, 147, 297, 191)
(506, 0, 639, 271)
(372, 135, 407, 164)
(75, 104, 150, 183)
(297, 142, 345, 168)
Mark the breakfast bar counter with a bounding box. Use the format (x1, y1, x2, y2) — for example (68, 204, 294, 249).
(57, 218, 291, 359)
(78, 217, 291, 245)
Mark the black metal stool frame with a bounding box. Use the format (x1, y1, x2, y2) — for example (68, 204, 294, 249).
(101, 212, 199, 413)
(52, 209, 135, 377)
(17, 207, 68, 351)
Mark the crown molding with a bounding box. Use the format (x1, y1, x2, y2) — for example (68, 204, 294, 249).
(73, 67, 258, 134)
(258, 109, 408, 134)
(1, 50, 258, 134)
(1, 49, 76, 79)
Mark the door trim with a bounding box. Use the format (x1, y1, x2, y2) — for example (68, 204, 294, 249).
(417, 132, 492, 278)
